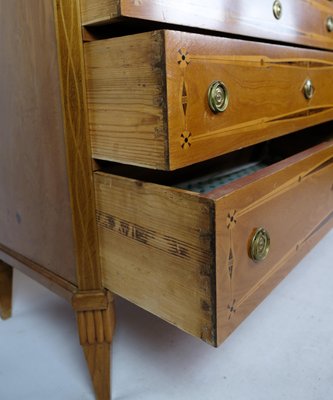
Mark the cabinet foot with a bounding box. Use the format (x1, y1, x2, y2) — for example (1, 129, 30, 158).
(72, 290, 115, 400)
(0, 260, 13, 320)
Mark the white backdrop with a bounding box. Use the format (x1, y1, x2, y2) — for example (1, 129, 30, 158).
(1, 230, 333, 400)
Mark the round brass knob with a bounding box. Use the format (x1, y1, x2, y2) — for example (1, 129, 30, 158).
(303, 79, 314, 100)
(273, 0, 282, 19)
(208, 81, 229, 113)
(250, 228, 271, 262)
(327, 16, 333, 32)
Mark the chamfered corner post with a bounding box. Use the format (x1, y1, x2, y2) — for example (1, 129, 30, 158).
(0, 260, 13, 320)
(72, 290, 116, 400)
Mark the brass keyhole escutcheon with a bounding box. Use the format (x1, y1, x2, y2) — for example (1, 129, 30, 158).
(273, 0, 282, 19)
(303, 79, 314, 100)
(208, 81, 229, 113)
(327, 16, 333, 32)
(250, 228, 271, 262)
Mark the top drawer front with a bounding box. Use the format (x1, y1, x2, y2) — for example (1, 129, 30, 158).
(81, 0, 333, 51)
(85, 30, 333, 170)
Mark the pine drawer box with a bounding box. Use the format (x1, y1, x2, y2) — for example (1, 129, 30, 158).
(85, 30, 333, 170)
(81, 0, 333, 51)
(95, 133, 333, 346)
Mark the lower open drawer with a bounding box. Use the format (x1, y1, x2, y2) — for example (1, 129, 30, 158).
(94, 132, 333, 346)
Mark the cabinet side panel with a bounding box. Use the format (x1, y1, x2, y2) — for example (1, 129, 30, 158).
(0, 0, 77, 283)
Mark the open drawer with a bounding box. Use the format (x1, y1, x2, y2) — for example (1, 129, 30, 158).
(81, 0, 333, 52)
(94, 130, 333, 346)
(85, 30, 333, 170)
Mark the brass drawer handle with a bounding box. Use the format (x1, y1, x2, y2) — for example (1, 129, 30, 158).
(208, 81, 229, 113)
(303, 79, 314, 100)
(327, 16, 333, 32)
(250, 228, 270, 262)
(273, 0, 282, 19)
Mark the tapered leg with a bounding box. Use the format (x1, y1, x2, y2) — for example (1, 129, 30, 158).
(72, 291, 115, 400)
(0, 260, 13, 320)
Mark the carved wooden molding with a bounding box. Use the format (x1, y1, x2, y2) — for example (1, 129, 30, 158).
(72, 291, 115, 345)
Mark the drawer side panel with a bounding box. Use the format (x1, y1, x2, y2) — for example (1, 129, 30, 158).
(85, 31, 169, 169)
(94, 172, 217, 344)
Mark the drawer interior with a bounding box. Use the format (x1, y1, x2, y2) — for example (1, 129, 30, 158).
(97, 123, 333, 193)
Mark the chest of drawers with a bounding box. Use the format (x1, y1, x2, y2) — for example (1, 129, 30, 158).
(1, 0, 333, 399)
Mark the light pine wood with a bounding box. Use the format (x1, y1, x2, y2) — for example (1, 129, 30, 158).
(0, 260, 13, 320)
(81, 0, 119, 24)
(81, 0, 333, 51)
(84, 30, 168, 169)
(95, 139, 333, 346)
(94, 172, 216, 344)
(85, 30, 333, 170)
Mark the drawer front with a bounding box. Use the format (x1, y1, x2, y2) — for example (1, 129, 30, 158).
(94, 139, 333, 346)
(85, 30, 333, 170)
(81, 0, 333, 51)
(214, 142, 333, 344)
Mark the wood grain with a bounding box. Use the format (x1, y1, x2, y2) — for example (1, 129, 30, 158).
(0, 260, 13, 320)
(214, 140, 333, 344)
(83, 343, 112, 400)
(0, 0, 77, 283)
(86, 30, 333, 170)
(81, 0, 119, 24)
(95, 139, 333, 346)
(94, 172, 216, 345)
(84, 30, 168, 169)
(54, 0, 102, 290)
(81, 0, 333, 51)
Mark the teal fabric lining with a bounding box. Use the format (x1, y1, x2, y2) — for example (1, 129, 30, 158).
(175, 162, 268, 194)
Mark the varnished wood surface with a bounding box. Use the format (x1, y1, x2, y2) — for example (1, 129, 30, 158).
(54, 0, 102, 291)
(0, 260, 13, 320)
(81, 0, 333, 51)
(214, 140, 333, 344)
(95, 138, 333, 346)
(86, 30, 333, 170)
(73, 290, 115, 400)
(0, 0, 77, 283)
(0, 244, 76, 303)
(54, 2, 114, 399)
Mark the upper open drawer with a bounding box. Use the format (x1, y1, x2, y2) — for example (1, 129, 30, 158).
(85, 30, 333, 170)
(81, 0, 333, 51)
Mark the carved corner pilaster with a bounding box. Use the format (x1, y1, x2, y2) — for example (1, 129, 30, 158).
(72, 290, 115, 400)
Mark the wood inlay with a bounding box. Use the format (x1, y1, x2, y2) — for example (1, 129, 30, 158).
(54, 0, 102, 291)
(85, 30, 333, 170)
(81, 0, 333, 51)
(215, 142, 333, 344)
